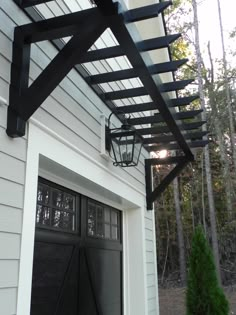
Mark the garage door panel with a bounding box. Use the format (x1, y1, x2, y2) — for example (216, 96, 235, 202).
(31, 178, 122, 315)
(31, 242, 76, 315)
(87, 248, 122, 315)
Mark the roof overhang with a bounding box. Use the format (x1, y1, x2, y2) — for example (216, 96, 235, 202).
(8, 0, 208, 209)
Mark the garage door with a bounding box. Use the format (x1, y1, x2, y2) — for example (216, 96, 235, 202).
(30, 178, 123, 315)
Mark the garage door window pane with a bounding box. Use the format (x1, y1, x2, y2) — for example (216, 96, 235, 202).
(36, 181, 76, 232)
(87, 200, 120, 241)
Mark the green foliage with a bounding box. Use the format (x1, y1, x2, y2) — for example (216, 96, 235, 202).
(186, 226, 229, 315)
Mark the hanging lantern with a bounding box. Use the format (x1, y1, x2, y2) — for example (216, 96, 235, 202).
(106, 113, 143, 167)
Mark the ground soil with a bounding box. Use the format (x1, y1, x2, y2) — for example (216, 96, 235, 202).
(159, 286, 236, 315)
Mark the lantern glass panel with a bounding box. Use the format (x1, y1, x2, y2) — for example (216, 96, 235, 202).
(133, 134, 143, 165)
(109, 126, 143, 167)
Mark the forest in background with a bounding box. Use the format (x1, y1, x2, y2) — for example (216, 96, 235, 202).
(155, 0, 236, 288)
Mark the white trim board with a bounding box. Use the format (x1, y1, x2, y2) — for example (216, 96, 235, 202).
(17, 121, 148, 315)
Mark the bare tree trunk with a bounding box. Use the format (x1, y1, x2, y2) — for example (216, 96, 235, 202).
(201, 154, 207, 234)
(192, 0, 221, 282)
(217, 0, 236, 171)
(207, 42, 234, 216)
(173, 177, 186, 285)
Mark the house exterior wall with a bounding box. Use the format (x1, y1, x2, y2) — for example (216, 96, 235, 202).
(0, 1, 166, 314)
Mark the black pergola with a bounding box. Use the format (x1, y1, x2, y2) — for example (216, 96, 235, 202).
(8, 0, 208, 209)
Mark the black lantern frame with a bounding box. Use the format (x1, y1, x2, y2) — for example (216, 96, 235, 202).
(106, 113, 143, 167)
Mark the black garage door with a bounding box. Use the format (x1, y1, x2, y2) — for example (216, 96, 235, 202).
(30, 178, 122, 315)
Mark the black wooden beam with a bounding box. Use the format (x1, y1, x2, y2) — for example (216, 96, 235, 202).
(7, 15, 108, 136)
(93, 0, 193, 157)
(88, 59, 188, 84)
(124, 1, 172, 23)
(149, 158, 189, 207)
(104, 80, 195, 100)
(146, 156, 188, 166)
(17, 8, 100, 43)
(143, 131, 208, 145)
(145, 139, 209, 152)
(113, 102, 157, 114)
(113, 93, 196, 114)
(110, 121, 206, 138)
(14, 0, 54, 7)
(145, 159, 153, 210)
(81, 34, 180, 63)
(104, 87, 147, 100)
(127, 109, 202, 125)
(149, 59, 188, 75)
(169, 95, 199, 107)
(160, 79, 194, 93)
(136, 34, 181, 51)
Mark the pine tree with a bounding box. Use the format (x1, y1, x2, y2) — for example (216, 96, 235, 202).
(186, 226, 229, 315)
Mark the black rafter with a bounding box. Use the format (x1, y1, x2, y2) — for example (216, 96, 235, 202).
(169, 95, 199, 107)
(110, 121, 206, 138)
(127, 109, 202, 126)
(104, 78, 192, 100)
(88, 59, 188, 84)
(109, 121, 206, 138)
(124, 1, 172, 23)
(142, 131, 208, 145)
(81, 34, 180, 63)
(159, 79, 194, 92)
(14, 0, 54, 7)
(145, 140, 209, 152)
(9, 0, 208, 210)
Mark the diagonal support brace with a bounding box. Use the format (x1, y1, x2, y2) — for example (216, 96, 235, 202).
(145, 155, 193, 210)
(7, 9, 107, 137)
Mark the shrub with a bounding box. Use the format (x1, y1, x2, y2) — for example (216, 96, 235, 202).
(186, 226, 229, 315)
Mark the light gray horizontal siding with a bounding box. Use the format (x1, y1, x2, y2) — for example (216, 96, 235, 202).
(0, 232, 21, 259)
(0, 260, 19, 288)
(0, 287, 17, 315)
(0, 15, 26, 311)
(0, 178, 24, 209)
(0, 152, 25, 184)
(0, 205, 22, 234)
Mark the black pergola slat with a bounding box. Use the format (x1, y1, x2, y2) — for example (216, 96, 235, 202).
(142, 131, 208, 145)
(104, 87, 147, 100)
(114, 93, 197, 113)
(15, 0, 53, 7)
(146, 156, 188, 166)
(149, 59, 188, 75)
(81, 34, 180, 63)
(127, 109, 203, 125)
(88, 59, 188, 84)
(124, 1, 172, 22)
(160, 79, 194, 93)
(145, 140, 209, 152)
(136, 34, 181, 51)
(110, 120, 206, 138)
(113, 102, 157, 114)
(104, 78, 193, 100)
(169, 95, 199, 107)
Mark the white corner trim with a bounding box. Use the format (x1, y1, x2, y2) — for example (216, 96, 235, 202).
(0, 96, 7, 106)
